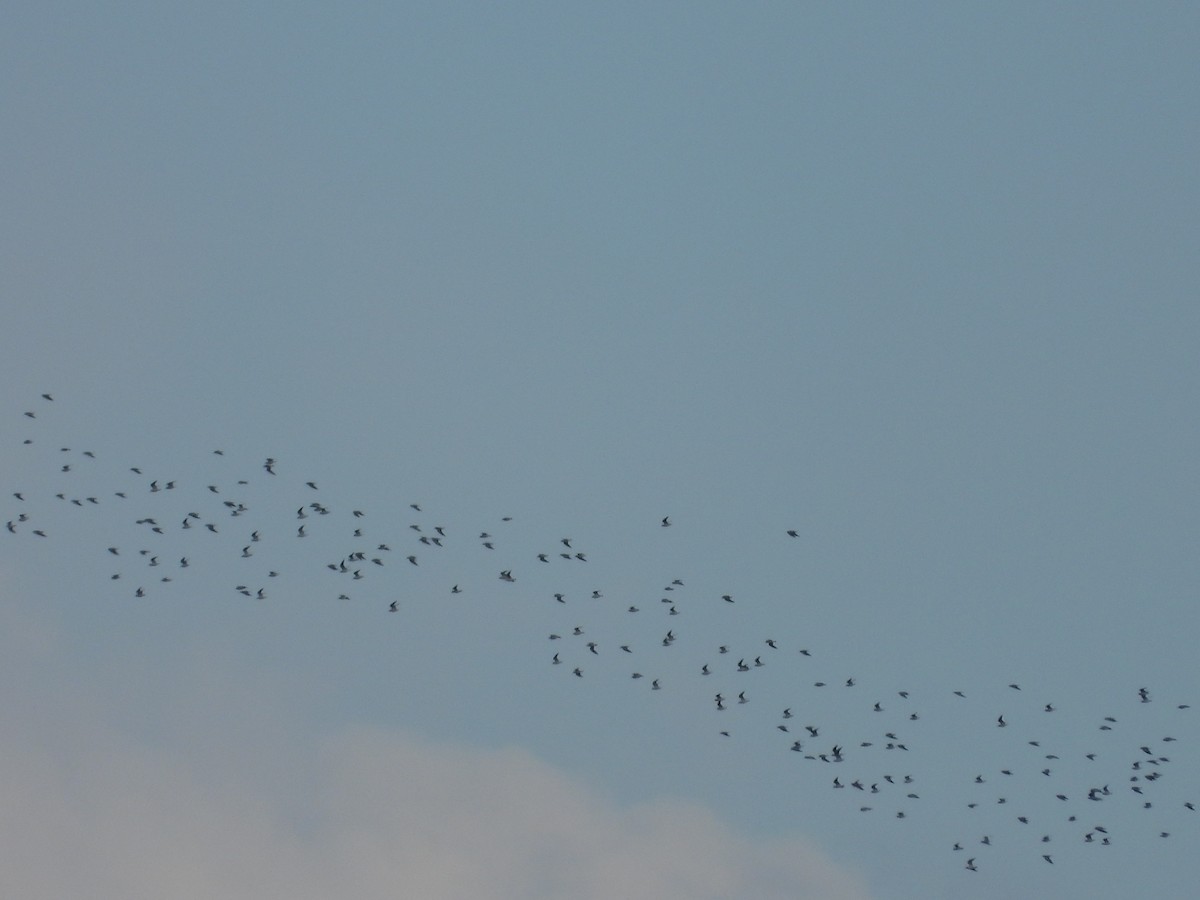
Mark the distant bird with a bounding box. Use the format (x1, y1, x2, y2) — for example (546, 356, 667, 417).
(661, 517, 671, 527)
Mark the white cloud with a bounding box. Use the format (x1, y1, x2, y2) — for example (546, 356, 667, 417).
(0, 598, 871, 900)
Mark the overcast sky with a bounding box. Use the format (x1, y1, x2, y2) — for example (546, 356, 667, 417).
(3, 4, 1199, 899)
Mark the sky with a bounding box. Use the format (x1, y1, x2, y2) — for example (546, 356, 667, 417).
(2, 4, 1198, 898)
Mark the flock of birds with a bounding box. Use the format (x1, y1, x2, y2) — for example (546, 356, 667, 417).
(5, 392, 1196, 879)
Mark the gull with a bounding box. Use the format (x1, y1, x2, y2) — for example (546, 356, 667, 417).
(389, 601, 398, 612)
(661, 517, 670, 527)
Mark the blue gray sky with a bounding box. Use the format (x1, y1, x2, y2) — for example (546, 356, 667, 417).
(3, 4, 1198, 898)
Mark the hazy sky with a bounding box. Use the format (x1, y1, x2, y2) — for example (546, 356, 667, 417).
(3, 4, 1198, 899)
